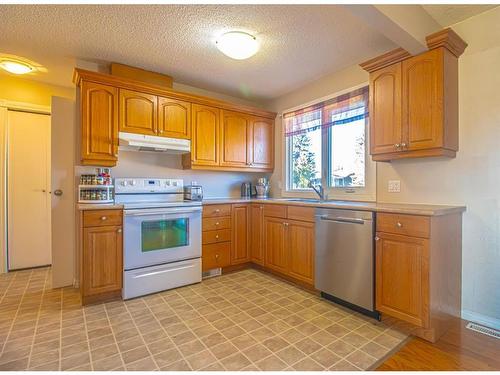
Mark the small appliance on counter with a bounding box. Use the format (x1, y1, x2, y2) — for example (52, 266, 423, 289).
(241, 182, 252, 198)
(184, 181, 203, 201)
(78, 168, 114, 204)
(255, 177, 270, 198)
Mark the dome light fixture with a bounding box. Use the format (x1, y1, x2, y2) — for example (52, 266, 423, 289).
(216, 31, 259, 60)
(0, 59, 33, 75)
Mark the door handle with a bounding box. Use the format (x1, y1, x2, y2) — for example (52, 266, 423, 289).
(53, 189, 63, 196)
(319, 216, 366, 225)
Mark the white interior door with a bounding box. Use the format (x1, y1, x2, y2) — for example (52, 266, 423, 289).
(50, 97, 75, 287)
(7, 110, 51, 270)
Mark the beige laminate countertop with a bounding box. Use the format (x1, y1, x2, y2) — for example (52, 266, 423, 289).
(201, 198, 465, 216)
(77, 198, 465, 216)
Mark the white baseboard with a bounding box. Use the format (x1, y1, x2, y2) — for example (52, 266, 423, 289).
(462, 309, 500, 330)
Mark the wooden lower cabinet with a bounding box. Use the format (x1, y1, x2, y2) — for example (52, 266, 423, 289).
(250, 204, 264, 265)
(264, 217, 288, 274)
(288, 220, 315, 285)
(231, 204, 250, 264)
(202, 242, 231, 271)
(80, 209, 123, 305)
(376, 232, 428, 327)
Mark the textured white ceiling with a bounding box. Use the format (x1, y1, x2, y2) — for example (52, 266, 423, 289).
(0, 4, 396, 102)
(422, 4, 498, 27)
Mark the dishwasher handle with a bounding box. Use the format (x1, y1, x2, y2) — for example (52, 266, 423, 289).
(317, 215, 368, 225)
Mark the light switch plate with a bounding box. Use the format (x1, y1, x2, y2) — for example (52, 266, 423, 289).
(388, 180, 401, 193)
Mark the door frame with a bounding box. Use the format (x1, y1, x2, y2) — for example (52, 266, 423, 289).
(0, 100, 50, 274)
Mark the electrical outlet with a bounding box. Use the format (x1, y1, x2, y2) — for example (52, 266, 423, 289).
(388, 180, 401, 193)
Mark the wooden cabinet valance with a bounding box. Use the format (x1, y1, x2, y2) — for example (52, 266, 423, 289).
(74, 68, 275, 171)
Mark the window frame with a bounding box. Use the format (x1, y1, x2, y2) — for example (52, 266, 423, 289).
(282, 83, 376, 202)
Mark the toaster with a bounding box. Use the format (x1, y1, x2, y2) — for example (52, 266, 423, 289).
(184, 183, 203, 201)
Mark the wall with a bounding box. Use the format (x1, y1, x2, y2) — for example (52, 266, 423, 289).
(268, 8, 500, 328)
(0, 74, 74, 106)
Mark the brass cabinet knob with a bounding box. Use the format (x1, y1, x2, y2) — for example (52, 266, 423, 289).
(401, 142, 407, 148)
(215, 222, 219, 226)
(215, 209, 220, 213)
(397, 222, 403, 228)
(117, 228, 122, 233)
(215, 235, 219, 239)
(395, 143, 400, 148)
(100, 216, 107, 221)
(375, 236, 380, 241)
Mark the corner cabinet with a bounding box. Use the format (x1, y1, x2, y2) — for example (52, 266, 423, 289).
(74, 68, 275, 170)
(80, 81, 119, 167)
(361, 28, 466, 161)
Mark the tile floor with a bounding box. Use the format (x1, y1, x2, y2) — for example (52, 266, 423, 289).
(0, 267, 407, 371)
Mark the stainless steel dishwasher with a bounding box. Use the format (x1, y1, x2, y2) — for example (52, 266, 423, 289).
(315, 208, 379, 319)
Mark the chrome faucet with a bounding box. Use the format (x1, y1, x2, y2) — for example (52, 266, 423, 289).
(308, 181, 327, 201)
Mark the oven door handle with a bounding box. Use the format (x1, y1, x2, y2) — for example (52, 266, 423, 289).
(124, 207, 202, 216)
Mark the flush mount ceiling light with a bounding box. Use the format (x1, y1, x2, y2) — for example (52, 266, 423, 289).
(216, 31, 259, 60)
(0, 59, 33, 75)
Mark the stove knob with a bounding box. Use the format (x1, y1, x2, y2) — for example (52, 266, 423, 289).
(121, 181, 128, 186)
(131, 180, 137, 186)
(165, 180, 171, 186)
(172, 181, 177, 186)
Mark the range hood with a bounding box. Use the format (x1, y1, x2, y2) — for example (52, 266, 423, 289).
(119, 132, 190, 154)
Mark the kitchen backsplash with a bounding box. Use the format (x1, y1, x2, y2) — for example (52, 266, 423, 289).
(75, 150, 271, 198)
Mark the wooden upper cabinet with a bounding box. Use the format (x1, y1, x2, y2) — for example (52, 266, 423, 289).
(191, 104, 220, 166)
(287, 220, 315, 285)
(119, 89, 157, 136)
(220, 110, 250, 167)
(250, 204, 265, 265)
(158, 97, 191, 139)
(231, 204, 250, 264)
(264, 217, 288, 274)
(361, 30, 465, 162)
(402, 48, 443, 151)
(249, 117, 274, 169)
(80, 81, 119, 167)
(370, 63, 402, 155)
(376, 232, 428, 328)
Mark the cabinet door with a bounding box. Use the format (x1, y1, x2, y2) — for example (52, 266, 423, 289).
(220, 110, 250, 167)
(80, 81, 118, 166)
(82, 225, 123, 296)
(249, 117, 274, 169)
(231, 204, 250, 264)
(402, 48, 443, 151)
(370, 63, 402, 155)
(158, 97, 191, 139)
(288, 220, 315, 285)
(376, 232, 429, 327)
(264, 217, 287, 274)
(250, 204, 264, 265)
(191, 104, 220, 166)
(119, 89, 157, 135)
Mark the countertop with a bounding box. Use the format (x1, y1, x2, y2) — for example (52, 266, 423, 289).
(77, 198, 465, 216)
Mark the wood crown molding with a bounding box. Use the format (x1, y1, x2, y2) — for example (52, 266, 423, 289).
(359, 48, 412, 73)
(426, 28, 468, 58)
(73, 68, 277, 120)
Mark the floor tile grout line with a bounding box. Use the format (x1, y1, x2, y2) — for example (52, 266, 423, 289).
(121, 300, 161, 370)
(0, 269, 33, 357)
(26, 268, 50, 369)
(103, 302, 128, 370)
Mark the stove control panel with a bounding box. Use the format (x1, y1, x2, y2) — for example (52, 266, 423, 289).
(115, 178, 184, 194)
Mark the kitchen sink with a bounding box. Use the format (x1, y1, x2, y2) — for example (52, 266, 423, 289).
(284, 198, 324, 203)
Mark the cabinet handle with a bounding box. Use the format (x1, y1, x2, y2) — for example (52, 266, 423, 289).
(100, 216, 107, 221)
(283, 222, 289, 227)
(396, 222, 403, 228)
(215, 235, 219, 239)
(117, 228, 122, 233)
(375, 236, 380, 241)
(260, 206, 263, 210)
(159, 130, 164, 134)
(401, 142, 407, 148)
(394, 143, 400, 149)
(215, 209, 220, 213)
(215, 254, 219, 260)
(215, 222, 219, 226)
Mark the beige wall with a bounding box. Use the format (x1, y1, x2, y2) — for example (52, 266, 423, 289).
(268, 8, 500, 327)
(0, 74, 74, 106)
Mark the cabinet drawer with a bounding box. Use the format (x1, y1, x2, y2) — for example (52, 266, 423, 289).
(263, 204, 287, 218)
(377, 213, 430, 238)
(203, 204, 232, 218)
(202, 242, 231, 271)
(202, 229, 232, 245)
(287, 205, 315, 222)
(202, 217, 231, 231)
(83, 210, 123, 227)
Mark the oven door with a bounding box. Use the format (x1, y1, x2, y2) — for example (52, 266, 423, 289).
(123, 206, 201, 270)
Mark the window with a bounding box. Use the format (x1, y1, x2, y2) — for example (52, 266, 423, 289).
(284, 86, 376, 200)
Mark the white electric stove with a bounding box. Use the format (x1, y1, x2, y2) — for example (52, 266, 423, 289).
(115, 178, 202, 299)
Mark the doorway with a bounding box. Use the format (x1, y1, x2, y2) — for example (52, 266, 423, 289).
(7, 110, 51, 270)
